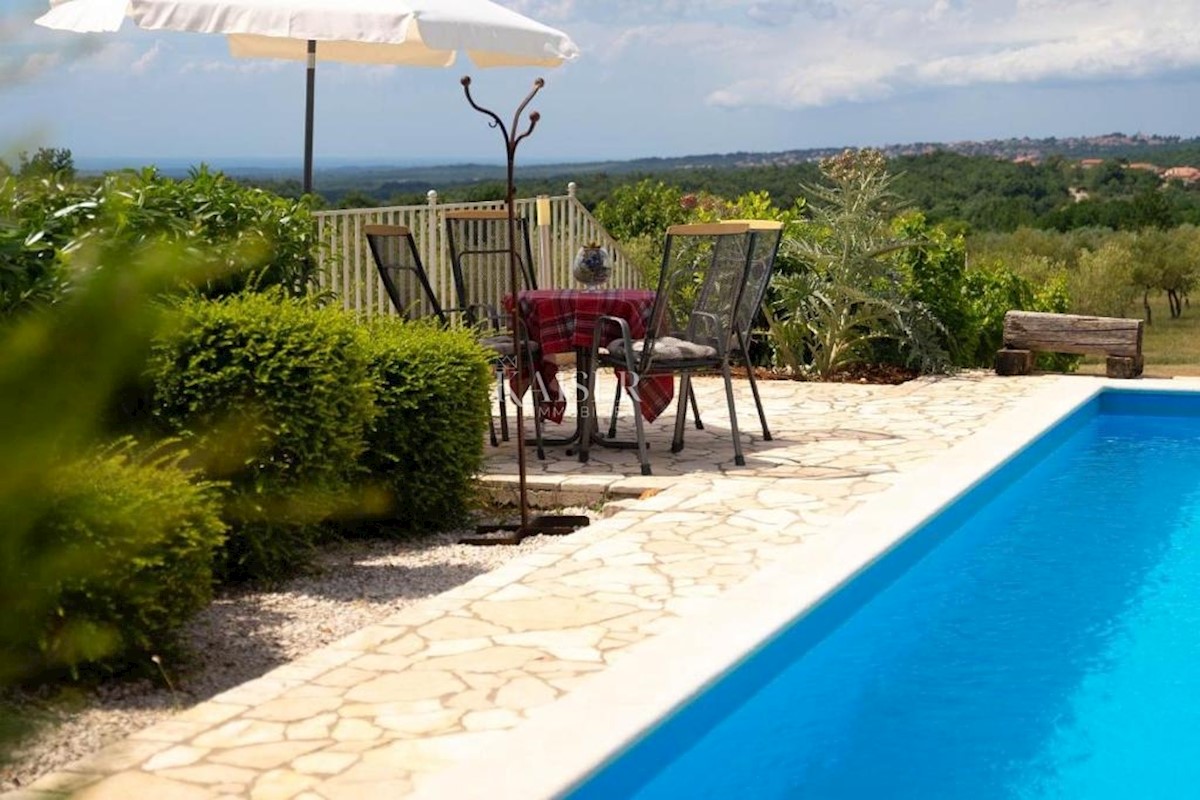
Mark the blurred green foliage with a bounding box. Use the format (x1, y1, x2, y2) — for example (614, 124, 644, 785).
(23, 440, 226, 676)
(0, 216, 227, 690)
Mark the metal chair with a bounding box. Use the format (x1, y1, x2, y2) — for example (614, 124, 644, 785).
(445, 208, 538, 296)
(585, 223, 757, 475)
(605, 220, 784, 442)
(366, 222, 542, 454)
(364, 224, 445, 322)
(700, 219, 785, 439)
(442, 209, 544, 454)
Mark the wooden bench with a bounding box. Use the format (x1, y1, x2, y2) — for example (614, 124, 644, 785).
(995, 310, 1144, 379)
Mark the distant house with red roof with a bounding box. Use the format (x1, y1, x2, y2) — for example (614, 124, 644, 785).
(1163, 166, 1200, 184)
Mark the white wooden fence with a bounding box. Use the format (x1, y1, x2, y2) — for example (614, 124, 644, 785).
(314, 182, 640, 318)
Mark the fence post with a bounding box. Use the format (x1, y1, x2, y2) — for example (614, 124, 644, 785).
(567, 182, 579, 284)
(425, 189, 440, 303)
(536, 194, 553, 288)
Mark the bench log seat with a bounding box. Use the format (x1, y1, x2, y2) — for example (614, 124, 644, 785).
(995, 310, 1144, 379)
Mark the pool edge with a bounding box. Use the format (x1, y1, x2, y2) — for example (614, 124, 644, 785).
(411, 377, 1192, 800)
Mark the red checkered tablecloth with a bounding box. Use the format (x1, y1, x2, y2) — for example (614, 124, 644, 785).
(506, 289, 674, 424)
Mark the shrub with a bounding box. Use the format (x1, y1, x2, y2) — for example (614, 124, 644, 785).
(619, 233, 668, 290)
(0, 167, 317, 319)
(770, 149, 950, 378)
(147, 290, 375, 582)
(0, 175, 94, 316)
(593, 179, 690, 241)
(893, 212, 973, 365)
(21, 441, 226, 674)
(354, 319, 492, 532)
(118, 167, 318, 298)
(962, 259, 1076, 370)
(0, 221, 221, 694)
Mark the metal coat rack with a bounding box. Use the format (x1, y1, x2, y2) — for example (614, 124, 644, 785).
(458, 76, 589, 545)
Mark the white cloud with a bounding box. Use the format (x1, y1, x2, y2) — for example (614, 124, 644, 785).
(506, 0, 833, 26)
(130, 41, 161, 75)
(13, 50, 62, 82)
(66, 40, 136, 72)
(502, 0, 576, 23)
(179, 58, 287, 75)
(568, 0, 1200, 111)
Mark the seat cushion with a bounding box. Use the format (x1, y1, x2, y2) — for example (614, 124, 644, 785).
(607, 335, 717, 361)
(480, 335, 538, 358)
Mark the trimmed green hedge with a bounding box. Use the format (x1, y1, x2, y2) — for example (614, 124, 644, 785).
(25, 442, 226, 674)
(357, 319, 493, 531)
(147, 290, 375, 582)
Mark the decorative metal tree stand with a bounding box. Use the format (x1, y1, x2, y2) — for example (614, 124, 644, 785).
(458, 76, 589, 545)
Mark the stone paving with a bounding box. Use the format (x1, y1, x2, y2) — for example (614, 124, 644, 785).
(11, 372, 1055, 800)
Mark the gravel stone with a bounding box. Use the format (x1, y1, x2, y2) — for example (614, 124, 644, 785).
(0, 513, 592, 793)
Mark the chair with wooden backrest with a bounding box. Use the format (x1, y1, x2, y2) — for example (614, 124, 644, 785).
(605, 220, 784, 442)
(442, 209, 544, 454)
(445, 209, 538, 311)
(585, 223, 756, 475)
(366, 221, 539, 452)
(712, 219, 785, 440)
(364, 224, 445, 322)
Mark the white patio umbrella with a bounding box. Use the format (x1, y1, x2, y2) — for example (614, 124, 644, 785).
(35, 0, 579, 192)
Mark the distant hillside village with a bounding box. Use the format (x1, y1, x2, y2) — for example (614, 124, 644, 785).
(1075, 159, 1200, 183)
(893, 132, 1200, 192)
(1054, 158, 1200, 204)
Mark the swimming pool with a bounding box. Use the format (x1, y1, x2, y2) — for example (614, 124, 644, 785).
(567, 389, 1200, 799)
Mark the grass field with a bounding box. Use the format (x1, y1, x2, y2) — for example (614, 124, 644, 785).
(1077, 295, 1200, 377)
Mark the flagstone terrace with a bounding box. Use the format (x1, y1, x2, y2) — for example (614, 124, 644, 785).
(8, 371, 1070, 800)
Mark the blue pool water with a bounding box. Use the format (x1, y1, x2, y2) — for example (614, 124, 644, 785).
(570, 390, 1200, 799)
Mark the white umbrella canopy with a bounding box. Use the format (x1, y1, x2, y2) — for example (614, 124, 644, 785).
(35, 0, 580, 190)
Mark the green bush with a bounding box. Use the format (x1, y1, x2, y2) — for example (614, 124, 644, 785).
(0, 214, 224, 694)
(594, 179, 690, 241)
(119, 167, 318, 298)
(147, 290, 375, 582)
(893, 212, 972, 365)
(0, 175, 93, 316)
(22, 441, 226, 674)
(962, 260, 1076, 370)
(0, 167, 317, 319)
(619, 233, 667, 290)
(355, 319, 492, 532)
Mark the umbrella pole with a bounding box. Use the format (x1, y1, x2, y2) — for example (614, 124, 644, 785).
(303, 39, 316, 195)
(458, 77, 589, 546)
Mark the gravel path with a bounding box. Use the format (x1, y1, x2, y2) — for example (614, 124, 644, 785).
(0, 519, 584, 793)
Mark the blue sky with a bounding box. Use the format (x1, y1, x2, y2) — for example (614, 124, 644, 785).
(4, 0, 1200, 170)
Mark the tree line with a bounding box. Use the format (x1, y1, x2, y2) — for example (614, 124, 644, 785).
(240, 150, 1200, 237)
